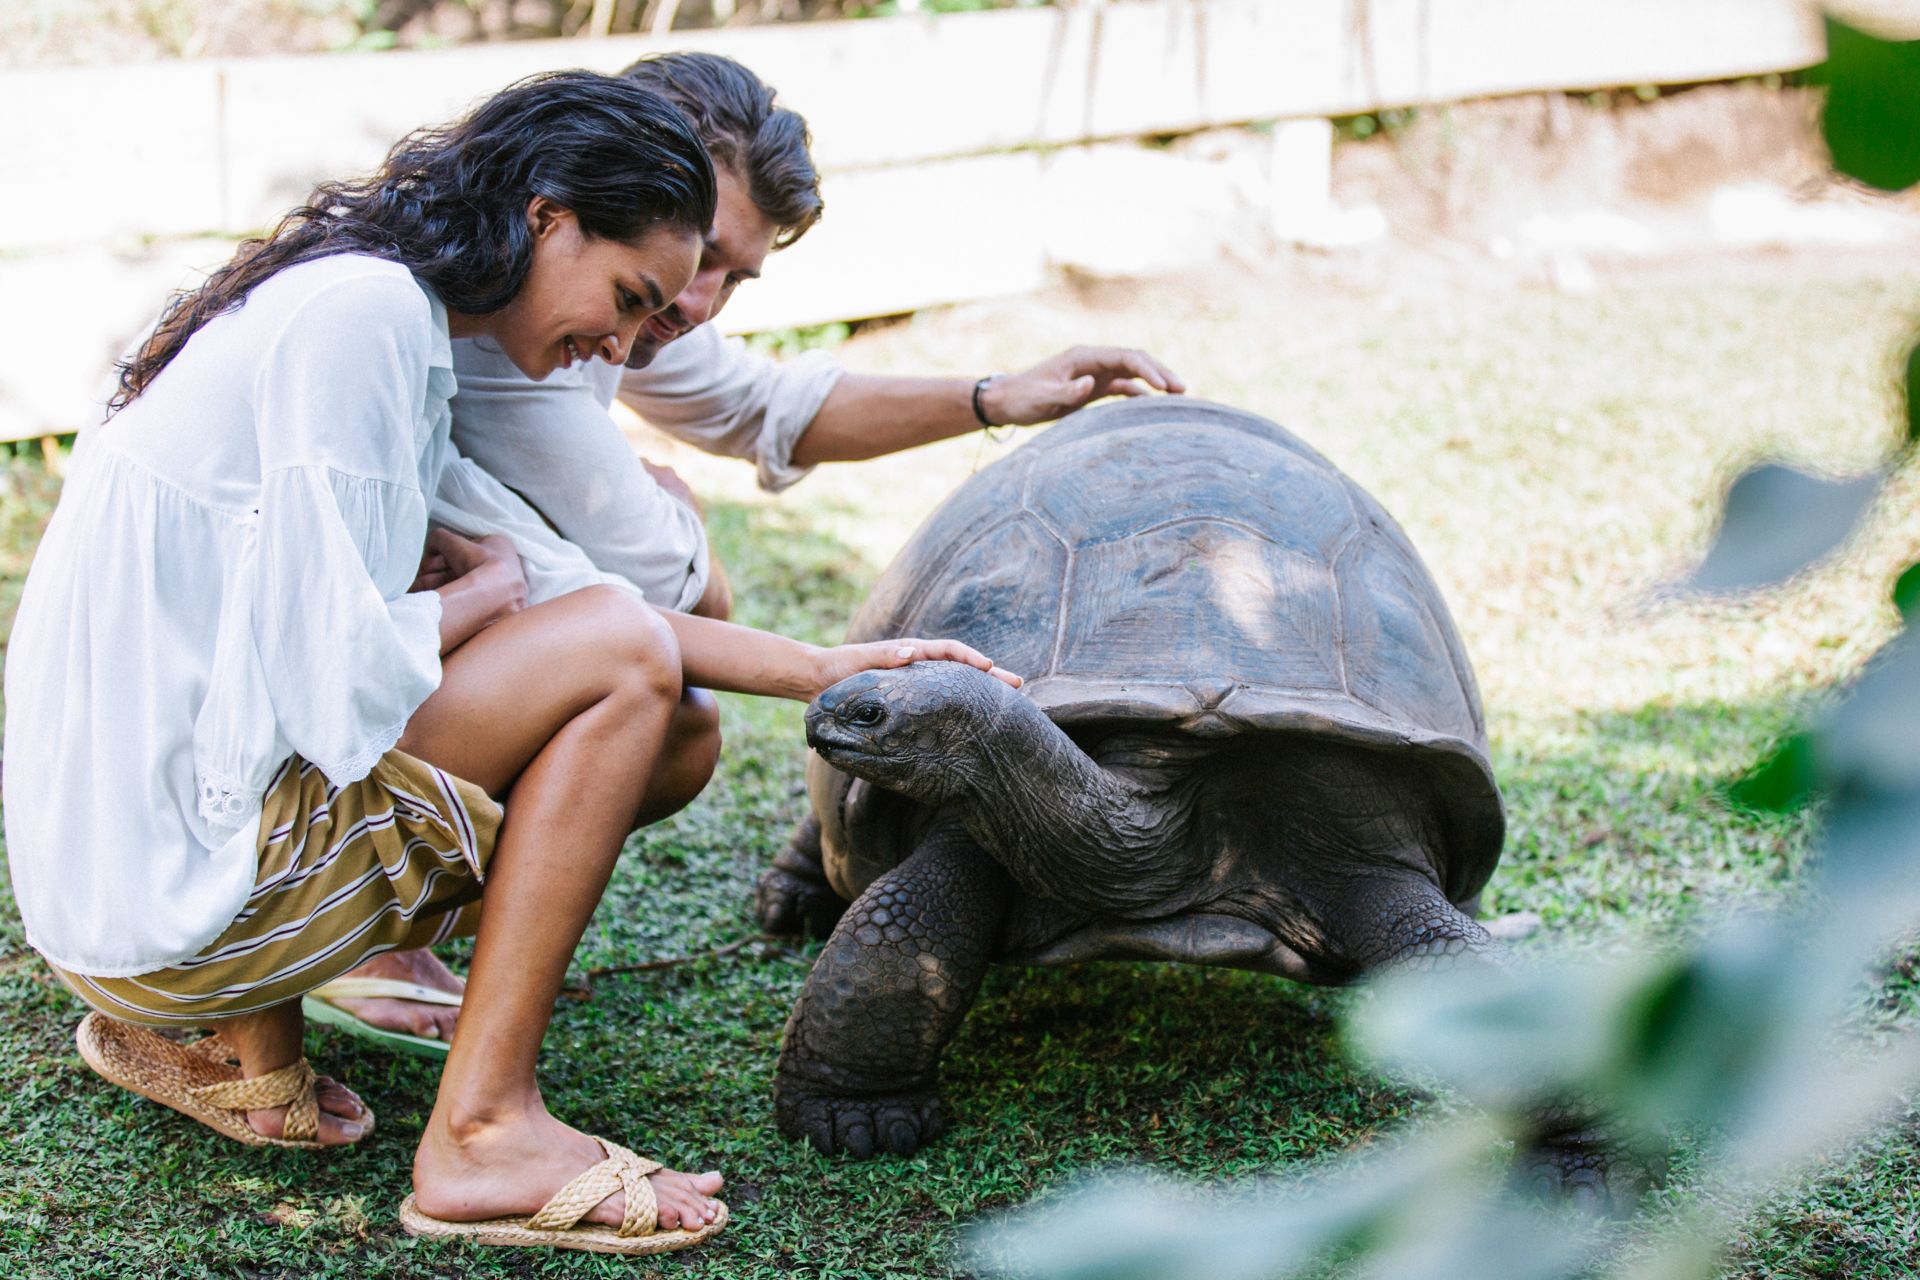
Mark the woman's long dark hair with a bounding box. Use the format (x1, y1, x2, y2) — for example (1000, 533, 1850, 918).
(111, 70, 717, 412)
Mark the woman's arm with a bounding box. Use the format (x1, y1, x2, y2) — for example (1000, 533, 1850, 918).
(654, 608, 1020, 702)
(412, 528, 529, 655)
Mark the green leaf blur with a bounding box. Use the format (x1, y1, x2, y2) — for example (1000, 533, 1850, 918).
(1727, 733, 1817, 814)
(1820, 18, 1920, 191)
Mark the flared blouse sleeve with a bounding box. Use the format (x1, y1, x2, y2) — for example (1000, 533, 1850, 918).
(212, 271, 444, 798)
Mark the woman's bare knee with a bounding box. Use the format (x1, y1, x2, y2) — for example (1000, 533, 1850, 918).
(569, 587, 681, 709)
(397, 587, 679, 790)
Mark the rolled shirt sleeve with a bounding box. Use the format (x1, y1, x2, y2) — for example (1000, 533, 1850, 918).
(617, 322, 844, 494)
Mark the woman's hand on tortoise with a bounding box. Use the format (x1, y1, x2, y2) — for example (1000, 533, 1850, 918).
(811, 639, 1022, 698)
(981, 345, 1187, 426)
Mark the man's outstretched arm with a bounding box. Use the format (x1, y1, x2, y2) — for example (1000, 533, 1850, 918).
(788, 345, 1185, 466)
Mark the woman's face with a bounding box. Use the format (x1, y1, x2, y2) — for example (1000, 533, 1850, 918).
(487, 197, 701, 381)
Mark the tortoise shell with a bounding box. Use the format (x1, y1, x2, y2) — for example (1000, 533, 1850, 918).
(812, 398, 1503, 909)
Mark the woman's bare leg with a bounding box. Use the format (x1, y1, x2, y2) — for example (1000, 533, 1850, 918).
(392, 587, 720, 1230)
(205, 999, 371, 1144)
(328, 686, 721, 1044)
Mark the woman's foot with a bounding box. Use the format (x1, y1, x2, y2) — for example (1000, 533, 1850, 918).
(244, 1072, 371, 1145)
(210, 1005, 371, 1145)
(327, 948, 465, 1045)
(413, 1098, 723, 1232)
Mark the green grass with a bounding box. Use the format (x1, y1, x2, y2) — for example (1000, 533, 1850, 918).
(4, 250, 1920, 1276)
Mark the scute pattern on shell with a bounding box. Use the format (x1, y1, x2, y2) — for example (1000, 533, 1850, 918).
(812, 397, 1503, 908)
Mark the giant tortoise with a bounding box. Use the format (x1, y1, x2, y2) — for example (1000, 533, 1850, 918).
(760, 398, 1626, 1197)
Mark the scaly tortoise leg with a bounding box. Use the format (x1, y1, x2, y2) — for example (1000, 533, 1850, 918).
(1334, 870, 1664, 1213)
(755, 813, 848, 939)
(773, 822, 1011, 1158)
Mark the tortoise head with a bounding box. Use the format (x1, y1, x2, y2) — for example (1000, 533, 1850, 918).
(805, 661, 1031, 804)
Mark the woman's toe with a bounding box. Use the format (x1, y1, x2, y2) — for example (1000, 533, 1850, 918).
(318, 1109, 367, 1145)
(315, 1075, 366, 1118)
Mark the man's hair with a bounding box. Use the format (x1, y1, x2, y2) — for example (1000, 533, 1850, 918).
(619, 51, 823, 249)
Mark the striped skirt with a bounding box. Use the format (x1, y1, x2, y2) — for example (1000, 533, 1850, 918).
(53, 750, 501, 1025)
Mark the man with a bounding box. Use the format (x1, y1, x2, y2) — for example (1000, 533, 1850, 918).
(318, 51, 1185, 1047)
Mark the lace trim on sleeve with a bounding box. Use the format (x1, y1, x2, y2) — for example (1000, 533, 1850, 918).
(195, 767, 258, 831)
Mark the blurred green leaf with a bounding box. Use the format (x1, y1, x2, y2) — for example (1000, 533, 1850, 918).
(1820, 18, 1920, 192)
(1600, 919, 1795, 1134)
(1683, 463, 1881, 593)
(1809, 791, 1920, 921)
(969, 1129, 1503, 1280)
(1353, 963, 1627, 1110)
(1895, 562, 1920, 621)
(1819, 633, 1920, 799)
(1727, 733, 1817, 813)
(1904, 343, 1920, 444)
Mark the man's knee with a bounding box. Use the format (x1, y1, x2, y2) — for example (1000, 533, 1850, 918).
(672, 686, 723, 771)
(690, 568, 733, 621)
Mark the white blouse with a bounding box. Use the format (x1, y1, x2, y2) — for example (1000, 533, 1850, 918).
(3, 254, 637, 976)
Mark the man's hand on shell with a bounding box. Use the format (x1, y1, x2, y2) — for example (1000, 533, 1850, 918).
(983, 345, 1186, 427)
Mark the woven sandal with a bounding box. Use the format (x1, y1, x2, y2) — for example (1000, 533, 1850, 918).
(397, 1136, 728, 1256)
(75, 1011, 372, 1149)
(302, 976, 462, 1060)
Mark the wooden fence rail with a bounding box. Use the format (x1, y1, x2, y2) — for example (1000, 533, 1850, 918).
(0, 0, 1831, 441)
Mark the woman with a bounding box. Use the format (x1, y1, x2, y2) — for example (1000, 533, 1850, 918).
(2, 72, 1014, 1258)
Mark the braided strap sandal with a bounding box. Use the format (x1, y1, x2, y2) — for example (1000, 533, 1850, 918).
(74, 1011, 371, 1149)
(397, 1136, 729, 1256)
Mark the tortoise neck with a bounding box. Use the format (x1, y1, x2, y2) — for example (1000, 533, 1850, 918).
(953, 701, 1203, 916)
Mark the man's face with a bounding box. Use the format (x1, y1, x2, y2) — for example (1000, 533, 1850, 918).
(626, 164, 781, 369)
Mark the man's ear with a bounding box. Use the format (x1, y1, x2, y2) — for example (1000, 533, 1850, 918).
(526, 195, 574, 240)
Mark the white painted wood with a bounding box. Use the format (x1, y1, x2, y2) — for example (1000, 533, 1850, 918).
(0, 0, 1834, 439)
(1, 0, 1825, 251)
(0, 63, 226, 247)
(716, 153, 1052, 333)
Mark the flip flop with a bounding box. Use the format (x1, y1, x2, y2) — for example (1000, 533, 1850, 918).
(75, 1012, 371, 1149)
(398, 1136, 728, 1256)
(302, 976, 462, 1059)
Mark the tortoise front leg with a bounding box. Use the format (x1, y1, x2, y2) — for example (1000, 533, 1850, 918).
(755, 813, 848, 939)
(774, 822, 1011, 1158)
(1332, 869, 1662, 1213)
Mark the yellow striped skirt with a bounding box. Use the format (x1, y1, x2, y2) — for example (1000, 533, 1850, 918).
(53, 750, 501, 1025)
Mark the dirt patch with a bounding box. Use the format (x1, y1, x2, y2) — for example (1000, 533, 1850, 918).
(1335, 83, 1838, 242)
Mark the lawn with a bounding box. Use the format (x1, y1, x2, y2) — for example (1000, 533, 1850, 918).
(2, 245, 1918, 1278)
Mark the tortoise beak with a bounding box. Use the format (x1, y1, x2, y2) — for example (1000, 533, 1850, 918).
(804, 713, 860, 756)
(804, 694, 874, 765)
(806, 672, 888, 755)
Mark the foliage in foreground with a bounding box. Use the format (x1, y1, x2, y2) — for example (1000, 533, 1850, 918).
(975, 19, 1920, 1280)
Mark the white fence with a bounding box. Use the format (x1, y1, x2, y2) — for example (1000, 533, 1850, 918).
(0, 0, 1833, 440)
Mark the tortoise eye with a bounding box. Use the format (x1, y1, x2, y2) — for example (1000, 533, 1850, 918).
(848, 704, 886, 727)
